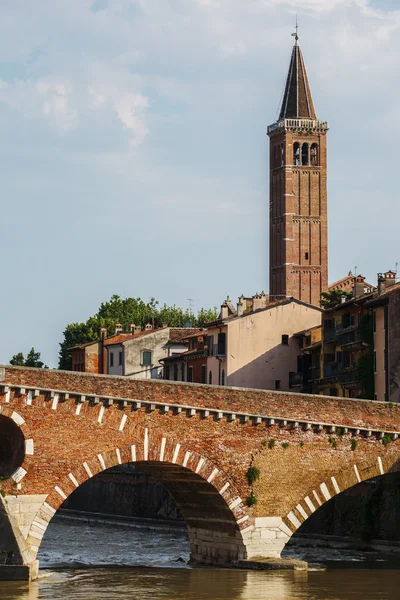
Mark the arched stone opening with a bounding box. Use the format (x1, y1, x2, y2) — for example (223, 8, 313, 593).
(36, 457, 247, 567)
(275, 456, 400, 559)
(284, 471, 400, 557)
(0, 415, 25, 479)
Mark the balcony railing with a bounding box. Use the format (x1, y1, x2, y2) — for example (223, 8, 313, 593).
(309, 367, 321, 381)
(323, 364, 338, 378)
(324, 328, 336, 342)
(267, 118, 329, 135)
(338, 370, 358, 385)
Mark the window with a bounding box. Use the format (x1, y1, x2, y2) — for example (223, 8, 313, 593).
(201, 365, 207, 384)
(110, 352, 114, 367)
(301, 143, 309, 166)
(207, 336, 214, 356)
(165, 365, 170, 380)
(293, 142, 300, 166)
(281, 334, 289, 345)
(118, 351, 123, 366)
(275, 380, 281, 390)
(209, 371, 213, 385)
(217, 332, 226, 356)
(188, 366, 193, 383)
(310, 143, 319, 167)
(221, 369, 225, 386)
(173, 364, 178, 381)
(142, 350, 152, 366)
(305, 252, 309, 260)
(374, 351, 377, 373)
(181, 364, 186, 382)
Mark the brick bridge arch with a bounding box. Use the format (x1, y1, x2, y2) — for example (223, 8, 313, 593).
(1, 365, 400, 579)
(26, 425, 249, 566)
(278, 456, 400, 551)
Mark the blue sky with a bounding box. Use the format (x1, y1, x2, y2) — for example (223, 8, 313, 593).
(1, 0, 400, 367)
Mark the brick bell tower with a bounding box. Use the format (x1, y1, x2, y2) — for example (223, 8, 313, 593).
(267, 33, 328, 306)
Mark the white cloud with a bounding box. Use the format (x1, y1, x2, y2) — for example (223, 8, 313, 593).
(113, 93, 149, 145)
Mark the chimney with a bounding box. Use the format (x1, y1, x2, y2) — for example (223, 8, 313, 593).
(252, 293, 264, 311)
(135, 325, 142, 335)
(114, 323, 123, 335)
(384, 270, 397, 288)
(100, 327, 107, 342)
(353, 275, 365, 299)
(129, 323, 136, 333)
(220, 301, 228, 319)
(145, 323, 153, 331)
(237, 295, 246, 317)
(340, 294, 347, 304)
(377, 273, 385, 295)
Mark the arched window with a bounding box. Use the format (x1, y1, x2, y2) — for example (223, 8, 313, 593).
(301, 143, 309, 166)
(280, 145, 284, 166)
(221, 369, 225, 386)
(293, 142, 300, 166)
(310, 143, 319, 166)
(209, 371, 212, 385)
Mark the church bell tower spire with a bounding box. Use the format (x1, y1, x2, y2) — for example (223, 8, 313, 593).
(267, 33, 329, 306)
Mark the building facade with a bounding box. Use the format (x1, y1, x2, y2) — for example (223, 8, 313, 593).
(366, 273, 400, 402)
(162, 295, 322, 391)
(268, 36, 328, 306)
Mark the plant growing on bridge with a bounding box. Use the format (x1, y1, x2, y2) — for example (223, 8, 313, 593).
(351, 439, 358, 451)
(382, 434, 393, 447)
(246, 492, 257, 507)
(328, 437, 337, 449)
(281, 442, 289, 449)
(246, 466, 260, 486)
(268, 439, 275, 450)
(299, 441, 304, 448)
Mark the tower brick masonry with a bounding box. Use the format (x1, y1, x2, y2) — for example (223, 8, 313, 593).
(268, 38, 328, 306)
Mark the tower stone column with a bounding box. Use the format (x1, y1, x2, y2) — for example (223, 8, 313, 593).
(268, 38, 328, 306)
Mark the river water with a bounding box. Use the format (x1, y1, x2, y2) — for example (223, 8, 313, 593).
(2, 516, 400, 600)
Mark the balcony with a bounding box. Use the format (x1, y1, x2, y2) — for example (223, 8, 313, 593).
(324, 328, 336, 342)
(338, 370, 358, 385)
(323, 364, 338, 379)
(267, 118, 329, 135)
(309, 367, 321, 381)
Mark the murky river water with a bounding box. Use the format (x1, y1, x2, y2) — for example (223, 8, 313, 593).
(2, 516, 400, 600)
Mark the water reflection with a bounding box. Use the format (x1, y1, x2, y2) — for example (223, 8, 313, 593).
(2, 517, 400, 600)
(3, 568, 400, 600)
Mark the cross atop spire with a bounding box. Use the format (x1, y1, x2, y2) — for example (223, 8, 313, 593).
(292, 16, 299, 45)
(278, 39, 316, 120)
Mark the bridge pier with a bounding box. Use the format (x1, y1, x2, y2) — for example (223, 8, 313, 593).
(241, 518, 291, 559)
(0, 495, 43, 580)
(188, 526, 247, 565)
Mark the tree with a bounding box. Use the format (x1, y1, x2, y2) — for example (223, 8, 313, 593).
(58, 295, 219, 370)
(10, 352, 25, 366)
(320, 289, 352, 309)
(10, 347, 46, 368)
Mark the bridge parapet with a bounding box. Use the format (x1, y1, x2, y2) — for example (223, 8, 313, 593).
(1, 365, 400, 433)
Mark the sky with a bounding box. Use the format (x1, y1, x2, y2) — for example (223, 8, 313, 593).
(1, 0, 400, 367)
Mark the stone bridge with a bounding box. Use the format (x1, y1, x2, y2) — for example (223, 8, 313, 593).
(1, 365, 400, 580)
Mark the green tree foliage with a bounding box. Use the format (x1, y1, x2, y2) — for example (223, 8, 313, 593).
(9, 352, 25, 366)
(58, 295, 218, 370)
(10, 347, 46, 368)
(320, 289, 352, 309)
